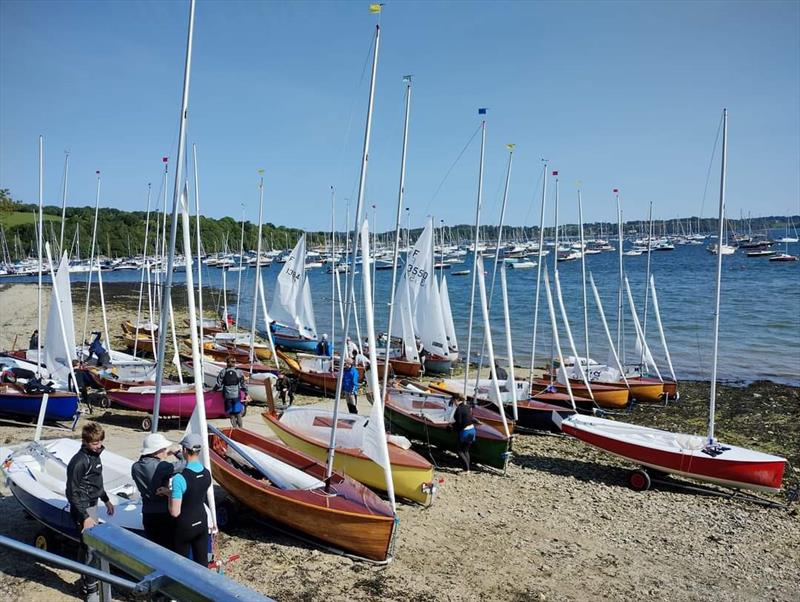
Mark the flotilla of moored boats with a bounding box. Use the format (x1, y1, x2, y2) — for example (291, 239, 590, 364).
(0, 6, 793, 597)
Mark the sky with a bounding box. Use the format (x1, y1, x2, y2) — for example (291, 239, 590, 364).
(1, 0, 798, 233)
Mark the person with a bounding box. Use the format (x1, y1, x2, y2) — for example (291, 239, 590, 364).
(169, 433, 211, 566)
(65, 422, 115, 601)
(351, 348, 371, 369)
(213, 357, 247, 428)
(342, 359, 359, 414)
(452, 398, 478, 473)
(28, 329, 39, 350)
(85, 332, 111, 368)
(345, 336, 359, 358)
(70, 360, 91, 408)
(275, 371, 295, 406)
(315, 333, 331, 357)
(132, 433, 183, 551)
(494, 360, 508, 381)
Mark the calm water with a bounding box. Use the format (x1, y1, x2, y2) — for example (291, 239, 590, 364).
(7, 238, 799, 385)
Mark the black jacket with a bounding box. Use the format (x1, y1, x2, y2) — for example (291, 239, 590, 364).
(453, 403, 477, 432)
(66, 444, 110, 522)
(132, 455, 183, 515)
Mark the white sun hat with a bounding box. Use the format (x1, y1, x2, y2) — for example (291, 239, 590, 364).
(140, 433, 175, 456)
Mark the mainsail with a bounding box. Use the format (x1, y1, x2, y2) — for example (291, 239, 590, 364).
(440, 275, 458, 361)
(44, 253, 76, 384)
(269, 235, 317, 340)
(392, 218, 448, 358)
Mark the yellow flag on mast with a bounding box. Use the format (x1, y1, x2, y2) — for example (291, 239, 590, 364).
(369, 3, 383, 13)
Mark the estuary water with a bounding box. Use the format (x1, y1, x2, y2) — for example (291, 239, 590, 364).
(6, 239, 799, 385)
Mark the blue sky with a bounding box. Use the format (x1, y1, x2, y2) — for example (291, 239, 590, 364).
(1, 0, 798, 232)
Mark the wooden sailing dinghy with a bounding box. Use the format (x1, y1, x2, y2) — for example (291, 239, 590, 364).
(384, 387, 511, 470)
(261, 406, 434, 505)
(209, 427, 396, 561)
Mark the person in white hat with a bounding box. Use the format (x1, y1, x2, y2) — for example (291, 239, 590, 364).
(131, 432, 182, 551)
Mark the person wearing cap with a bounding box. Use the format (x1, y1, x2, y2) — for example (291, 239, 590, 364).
(169, 433, 211, 565)
(315, 333, 331, 357)
(342, 358, 359, 414)
(213, 357, 247, 428)
(131, 433, 184, 550)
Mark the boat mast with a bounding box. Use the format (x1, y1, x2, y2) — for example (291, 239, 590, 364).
(381, 75, 412, 401)
(192, 143, 205, 361)
(326, 21, 381, 483)
(151, 0, 196, 432)
(330, 186, 336, 350)
(708, 108, 728, 445)
(58, 151, 69, 257)
(499, 263, 518, 421)
(614, 188, 624, 361)
(80, 171, 102, 349)
(527, 161, 548, 383)
(133, 184, 152, 357)
(36, 135, 44, 376)
(577, 186, 589, 363)
(234, 205, 246, 333)
(462, 111, 487, 398)
(248, 172, 265, 369)
(475, 144, 514, 387)
(639, 201, 654, 368)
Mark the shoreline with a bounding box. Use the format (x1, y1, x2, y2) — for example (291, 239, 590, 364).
(0, 282, 798, 601)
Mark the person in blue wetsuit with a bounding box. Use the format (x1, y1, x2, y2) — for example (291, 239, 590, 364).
(169, 433, 211, 565)
(85, 332, 111, 368)
(342, 359, 359, 414)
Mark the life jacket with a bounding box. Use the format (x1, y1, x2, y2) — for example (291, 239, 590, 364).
(175, 465, 211, 539)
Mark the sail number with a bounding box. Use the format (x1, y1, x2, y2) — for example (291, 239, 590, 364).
(407, 264, 428, 285)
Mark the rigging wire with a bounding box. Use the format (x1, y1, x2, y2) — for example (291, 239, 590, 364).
(422, 122, 482, 216)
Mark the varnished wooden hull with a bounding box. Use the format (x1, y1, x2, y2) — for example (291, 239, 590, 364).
(209, 428, 396, 561)
(532, 378, 629, 409)
(388, 358, 423, 378)
(261, 412, 434, 505)
(123, 332, 155, 354)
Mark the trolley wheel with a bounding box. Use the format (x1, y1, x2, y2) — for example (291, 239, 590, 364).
(34, 529, 55, 552)
(141, 416, 152, 431)
(216, 497, 239, 531)
(628, 469, 651, 492)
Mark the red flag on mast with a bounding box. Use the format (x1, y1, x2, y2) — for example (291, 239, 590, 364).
(552, 170, 559, 176)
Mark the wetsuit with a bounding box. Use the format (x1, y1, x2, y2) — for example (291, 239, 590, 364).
(453, 403, 477, 471)
(171, 460, 211, 565)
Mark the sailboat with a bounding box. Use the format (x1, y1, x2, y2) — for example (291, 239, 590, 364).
(265, 234, 319, 352)
(390, 218, 451, 374)
(561, 110, 787, 494)
(0, 251, 79, 422)
(769, 218, 798, 261)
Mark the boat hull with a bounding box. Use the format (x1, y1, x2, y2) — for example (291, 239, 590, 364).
(533, 378, 629, 409)
(561, 415, 786, 493)
(384, 400, 510, 470)
(423, 355, 452, 375)
(388, 358, 423, 378)
(209, 428, 395, 561)
(261, 412, 433, 505)
(107, 388, 226, 418)
(270, 332, 318, 353)
(0, 385, 78, 422)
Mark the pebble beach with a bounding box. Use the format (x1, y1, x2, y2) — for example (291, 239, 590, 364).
(0, 282, 798, 601)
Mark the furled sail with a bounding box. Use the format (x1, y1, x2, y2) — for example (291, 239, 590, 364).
(440, 275, 458, 360)
(44, 253, 76, 384)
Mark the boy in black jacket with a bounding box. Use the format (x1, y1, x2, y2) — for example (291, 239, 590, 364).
(66, 422, 115, 601)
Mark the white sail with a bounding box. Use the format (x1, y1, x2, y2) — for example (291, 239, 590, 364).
(399, 281, 420, 363)
(44, 253, 76, 384)
(440, 275, 458, 360)
(392, 218, 448, 358)
(269, 234, 317, 340)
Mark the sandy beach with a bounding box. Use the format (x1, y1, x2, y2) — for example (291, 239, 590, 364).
(0, 282, 798, 601)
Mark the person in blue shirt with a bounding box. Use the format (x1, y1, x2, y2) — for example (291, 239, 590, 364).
(169, 433, 211, 565)
(315, 333, 331, 357)
(342, 359, 359, 414)
(85, 332, 111, 368)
